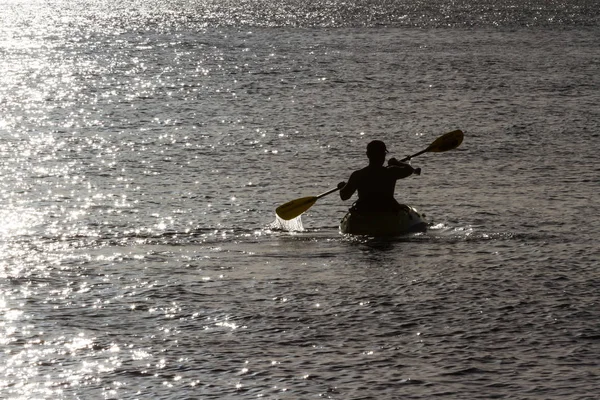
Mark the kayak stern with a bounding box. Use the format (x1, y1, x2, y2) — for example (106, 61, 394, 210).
(340, 206, 427, 236)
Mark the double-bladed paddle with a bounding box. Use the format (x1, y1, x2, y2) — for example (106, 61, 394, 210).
(275, 129, 464, 220)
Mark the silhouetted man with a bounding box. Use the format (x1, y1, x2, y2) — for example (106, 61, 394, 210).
(338, 140, 420, 212)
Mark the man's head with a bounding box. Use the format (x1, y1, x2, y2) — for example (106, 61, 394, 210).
(366, 140, 388, 165)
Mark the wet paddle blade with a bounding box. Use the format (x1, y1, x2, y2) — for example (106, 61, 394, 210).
(275, 196, 318, 220)
(427, 129, 464, 152)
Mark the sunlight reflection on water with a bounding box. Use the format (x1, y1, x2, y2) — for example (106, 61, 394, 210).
(0, 208, 42, 238)
(1, 0, 599, 398)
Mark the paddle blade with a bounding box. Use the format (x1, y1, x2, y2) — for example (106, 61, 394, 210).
(427, 129, 464, 152)
(275, 196, 318, 220)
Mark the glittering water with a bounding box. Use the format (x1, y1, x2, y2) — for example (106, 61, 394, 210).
(1, 0, 599, 399)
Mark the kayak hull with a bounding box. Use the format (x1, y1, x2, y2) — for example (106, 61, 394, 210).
(339, 206, 428, 236)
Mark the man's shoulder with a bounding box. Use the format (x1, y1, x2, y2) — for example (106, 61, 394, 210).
(351, 166, 371, 178)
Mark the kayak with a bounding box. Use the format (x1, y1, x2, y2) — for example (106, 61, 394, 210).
(339, 205, 428, 236)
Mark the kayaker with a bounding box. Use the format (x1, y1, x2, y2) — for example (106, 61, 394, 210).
(337, 140, 421, 212)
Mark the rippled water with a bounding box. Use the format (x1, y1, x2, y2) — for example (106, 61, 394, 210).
(1, 0, 599, 399)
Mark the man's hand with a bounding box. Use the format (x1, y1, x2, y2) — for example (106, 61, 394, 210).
(388, 157, 401, 166)
(389, 158, 421, 175)
(337, 181, 346, 190)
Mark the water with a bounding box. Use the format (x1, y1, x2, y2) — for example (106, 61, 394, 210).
(1, 0, 599, 399)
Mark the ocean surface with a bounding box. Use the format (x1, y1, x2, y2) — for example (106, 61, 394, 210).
(1, 0, 599, 399)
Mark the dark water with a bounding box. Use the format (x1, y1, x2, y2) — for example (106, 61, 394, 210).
(1, 0, 599, 399)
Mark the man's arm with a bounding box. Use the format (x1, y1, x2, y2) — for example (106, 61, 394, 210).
(338, 171, 359, 200)
(388, 158, 420, 179)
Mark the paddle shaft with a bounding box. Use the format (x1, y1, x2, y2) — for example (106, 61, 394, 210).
(317, 187, 340, 199)
(400, 149, 426, 162)
(275, 129, 463, 220)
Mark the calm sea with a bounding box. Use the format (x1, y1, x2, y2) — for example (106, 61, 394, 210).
(1, 0, 599, 399)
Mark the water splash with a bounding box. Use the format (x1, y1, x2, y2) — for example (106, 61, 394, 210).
(269, 214, 304, 232)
